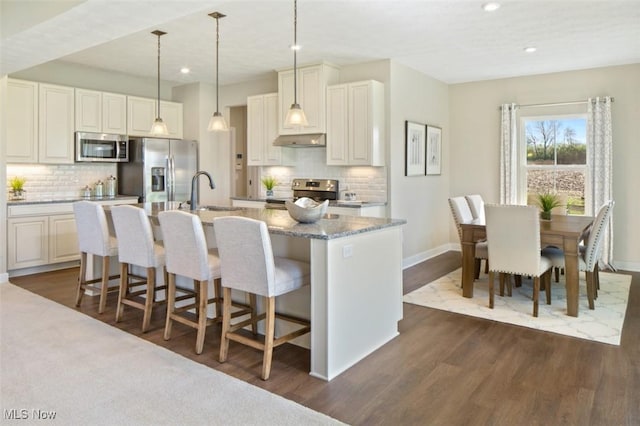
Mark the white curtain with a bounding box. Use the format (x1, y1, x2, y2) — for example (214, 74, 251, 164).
(499, 103, 518, 204)
(587, 96, 614, 269)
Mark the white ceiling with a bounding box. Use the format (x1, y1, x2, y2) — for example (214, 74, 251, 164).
(2, 0, 639, 86)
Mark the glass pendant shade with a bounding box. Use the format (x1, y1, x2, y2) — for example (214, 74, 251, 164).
(285, 103, 308, 127)
(150, 118, 169, 136)
(208, 112, 229, 131)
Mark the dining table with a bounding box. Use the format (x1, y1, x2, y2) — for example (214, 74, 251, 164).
(460, 214, 594, 317)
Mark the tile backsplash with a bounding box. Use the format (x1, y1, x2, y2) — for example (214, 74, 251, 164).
(7, 164, 117, 200)
(260, 148, 387, 202)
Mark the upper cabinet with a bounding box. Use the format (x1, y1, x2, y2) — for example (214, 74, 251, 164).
(38, 83, 75, 164)
(76, 89, 127, 134)
(326, 80, 385, 166)
(278, 63, 339, 135)
(128, 96, 183, 139)
(6, 79, 39, 163)
(247, 93, 293, 166)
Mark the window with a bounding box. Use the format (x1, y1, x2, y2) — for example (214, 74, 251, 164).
(520, 115, 587, 215)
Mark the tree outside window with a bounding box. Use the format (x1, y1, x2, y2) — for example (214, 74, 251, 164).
(524, 116, 587, 215)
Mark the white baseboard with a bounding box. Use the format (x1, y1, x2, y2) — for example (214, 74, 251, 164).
(402, 243, 457, 269)
(0, 273, 9, 284)
(612, 260, 640, 272)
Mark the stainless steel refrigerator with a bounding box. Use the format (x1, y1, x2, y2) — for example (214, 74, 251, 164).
(118, 138, 198, 203)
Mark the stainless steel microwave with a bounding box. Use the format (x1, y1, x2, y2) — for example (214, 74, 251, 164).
(75, 132, 129, 162)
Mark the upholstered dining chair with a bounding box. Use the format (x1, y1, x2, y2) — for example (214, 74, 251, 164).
(214, 216, 311, 381)
(542, 200, 615, 309)
(158, 210, 252, 355)
(449, 196, 488, 280)
(111, 205, 167, 332)
(465, 194, 485, 223)
(484, 204, 553, 317)
(73, 200, 119, 314)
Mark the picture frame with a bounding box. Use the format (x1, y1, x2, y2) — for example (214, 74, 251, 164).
(405, 121, 426, 176)
(426, 125, 442, 175)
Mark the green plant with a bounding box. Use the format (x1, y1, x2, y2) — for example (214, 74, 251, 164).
(9, 176, 26, 192)
(261, 176, 277, 191)
(536, 192, 562, 219)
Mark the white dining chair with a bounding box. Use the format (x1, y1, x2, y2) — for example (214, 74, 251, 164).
(465, 194, 485, 223)
(73, 200, 119, 314)
(111, 205, 167, 332)
(214, 216, 311, 380)
(485, 204, 553, 317)
(449, 196, 488, 281)
(542, 200, 615, 309)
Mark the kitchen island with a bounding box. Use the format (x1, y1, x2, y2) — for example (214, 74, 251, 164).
(143, 202, 406, 381)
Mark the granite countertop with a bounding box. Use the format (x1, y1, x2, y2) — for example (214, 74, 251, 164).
(138, 202, 405, 241)
(7, 195, 139, 206)
(230, 196, 387, 208)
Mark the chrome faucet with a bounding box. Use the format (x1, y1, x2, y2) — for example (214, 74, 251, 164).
(190, 171, 215, 211)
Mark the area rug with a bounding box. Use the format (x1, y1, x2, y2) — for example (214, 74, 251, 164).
(404, 268, 631, 345)
(0, 283, 343, 425)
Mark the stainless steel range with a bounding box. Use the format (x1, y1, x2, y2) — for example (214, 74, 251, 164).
(265, 178, 339, 209)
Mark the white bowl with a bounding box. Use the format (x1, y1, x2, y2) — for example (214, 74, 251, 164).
(285, 198, 329, 223)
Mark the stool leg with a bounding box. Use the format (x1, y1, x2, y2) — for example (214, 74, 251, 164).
(195, 279, 208, 355)
(76, 252, 87, 307)
(142, 267, 155, 333)
(261, 296, 276, 381)
(214, 278, 223, 320)
(249, 293, 258, 335)
(116, 262, 128, 322)
(98, 255, 110, 314)
(219, 287, 232, 363)
(164, 273, 176, 341)
(533, 276, 540, 317)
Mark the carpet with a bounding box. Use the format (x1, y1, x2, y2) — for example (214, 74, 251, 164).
(0, 283, 343, 425)
(403, 268, 631, 345)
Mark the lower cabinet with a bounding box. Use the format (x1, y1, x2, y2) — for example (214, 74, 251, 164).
(7, 198, 138, 272)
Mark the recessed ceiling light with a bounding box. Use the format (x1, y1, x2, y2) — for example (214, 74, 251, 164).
(524, 47, 537, 53)
(482, 2, 501, 12)
(180, 67, 190, 74)
(290, 44, 301, 51)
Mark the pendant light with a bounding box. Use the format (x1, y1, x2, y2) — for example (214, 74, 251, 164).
(150, 30, 169, 136)
(208, 12, 229, 132)
(284, 0, 308, 127)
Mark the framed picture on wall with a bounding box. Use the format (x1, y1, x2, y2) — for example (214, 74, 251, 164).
(405, 121, 426, 176)
(426, 125, 442, 175)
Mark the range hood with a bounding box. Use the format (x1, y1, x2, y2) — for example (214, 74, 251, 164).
(273, 133, 326, 147)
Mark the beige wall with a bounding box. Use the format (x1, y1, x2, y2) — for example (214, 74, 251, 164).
(389, 62, 451, 267)
(449, 63, 640, 270)
(1, 76, 7, 282)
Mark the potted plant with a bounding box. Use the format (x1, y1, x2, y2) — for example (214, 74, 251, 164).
(261, 176, 277, 198)
(9, 176, 26, 200)
(536, 192, 562, 220)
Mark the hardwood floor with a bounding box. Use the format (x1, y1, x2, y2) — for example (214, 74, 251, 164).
(8, 252, 640, 425)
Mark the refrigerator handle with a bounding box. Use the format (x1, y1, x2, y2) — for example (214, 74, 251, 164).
(167, 156, 174, 202)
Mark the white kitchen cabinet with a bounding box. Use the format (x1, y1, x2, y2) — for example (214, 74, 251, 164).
(247, 93, 293, 166)
(127, 96, 156, 136)
(39, 83, 75, 164)
(7, 216, 49, 269)
(76, 89, 127, 134)
(326, 80, 385, 166)
(160, 100, 183, 139)
(128, 96, 183, 138)
(231, 199, 266, 209)
(6, 79, 39, 163)
(49, 214, 79, 263)
(278, 63, 339, 135)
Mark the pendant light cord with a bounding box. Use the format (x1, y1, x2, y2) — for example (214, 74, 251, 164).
(216, 16, 220, 113)
(157, 33, 161, 118)
(293, 0, 298, 105)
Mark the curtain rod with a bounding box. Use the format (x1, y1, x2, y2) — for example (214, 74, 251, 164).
(500, 97, 615, 110)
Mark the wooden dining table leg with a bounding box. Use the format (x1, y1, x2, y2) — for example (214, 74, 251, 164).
(461, 238, 477, 298)
(563, 237, 580, 317)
